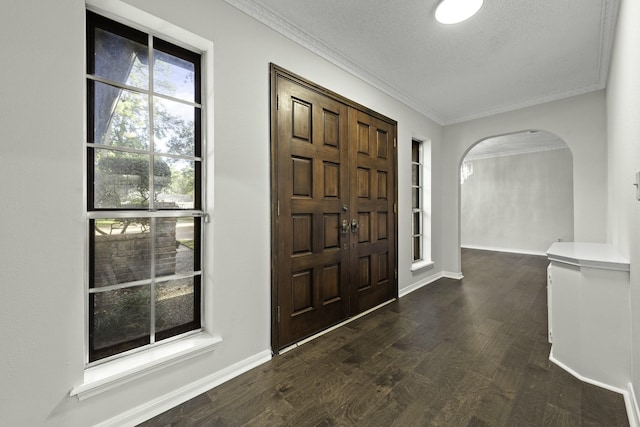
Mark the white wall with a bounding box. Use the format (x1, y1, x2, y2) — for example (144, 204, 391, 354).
(441, 90, 607, 274)
(0, 0, 442, 425)
(0, 0, 86, 424)
(606, 0, 640, 417)
(461, 148, 574, 254)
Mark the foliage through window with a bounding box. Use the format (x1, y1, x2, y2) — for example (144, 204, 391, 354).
(86, 11, 203, 363)
(411, 140, 424, 262)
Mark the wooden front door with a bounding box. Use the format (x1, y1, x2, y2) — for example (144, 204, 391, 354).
(349, 110, 396, 315)
(271, 65, 397, 351)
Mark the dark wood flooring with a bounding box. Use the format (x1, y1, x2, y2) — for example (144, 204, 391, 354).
(140, 249, 629, 426)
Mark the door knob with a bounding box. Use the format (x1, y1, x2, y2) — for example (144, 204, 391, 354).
(351, 219, 359, 233)
(341, 219, 349, 234)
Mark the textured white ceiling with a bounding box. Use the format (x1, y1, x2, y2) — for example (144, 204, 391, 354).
(224, 0, 619, 125)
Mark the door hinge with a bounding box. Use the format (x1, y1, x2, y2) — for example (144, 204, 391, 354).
(394, 203, 397, 214)
(277, 200, 280, 216)
(277, 306, 281, 322)
(276, 95, 279, 110)
(394, 137, 397, 148)
(394, 269, 398, 279)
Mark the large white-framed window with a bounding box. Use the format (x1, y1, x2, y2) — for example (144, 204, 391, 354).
(74, 2, 218, 400)
(86, 10, 205, 364)
(74, 2, 221, 400)
(411, 138, 432, 270)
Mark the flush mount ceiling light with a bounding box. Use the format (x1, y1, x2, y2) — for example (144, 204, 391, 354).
(435, 0, 484, 24)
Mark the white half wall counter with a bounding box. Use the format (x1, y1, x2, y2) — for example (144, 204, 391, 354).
(546, 242, 631, 391)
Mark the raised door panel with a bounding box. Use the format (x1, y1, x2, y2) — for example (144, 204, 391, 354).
(276, 76, 350, 348)
(349, 109, 396, 314)
(272, 67, 397, 351)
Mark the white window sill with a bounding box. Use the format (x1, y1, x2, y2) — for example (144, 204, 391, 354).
(70, 334, 222, 401)
(411, 260, 434, 272)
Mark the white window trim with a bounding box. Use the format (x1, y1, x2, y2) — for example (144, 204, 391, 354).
(76, 0, 218, 400)
(70, 334, 222, 401)
(411, 139, 425, 265)
(410, 259, 434, 272)
(411, 137, 432, 270)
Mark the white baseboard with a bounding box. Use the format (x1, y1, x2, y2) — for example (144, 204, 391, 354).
(549, 350, 637, 427)
(461, 244, 547, 257)
(442, 271, 464, 280)
(399, 271, 443, 297)
(549, 351, 626, 394)
(628, 382, 640, 427)
(97, 349, 272, 427)
(399, 270, 465, 298)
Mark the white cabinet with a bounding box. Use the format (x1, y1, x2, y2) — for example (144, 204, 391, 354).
(547, 242, 630, 390)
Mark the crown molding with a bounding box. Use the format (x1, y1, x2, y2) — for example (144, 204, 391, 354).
(223, 0, 445, 124)
(445, 0, 619, 125)
(224, 0, 618, 127)
(598, 0, 620, 86)
(442, 83, 605, 125)
(465, 144, 569, 161)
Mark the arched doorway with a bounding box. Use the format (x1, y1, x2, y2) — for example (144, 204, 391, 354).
(459, 130, 573, 265)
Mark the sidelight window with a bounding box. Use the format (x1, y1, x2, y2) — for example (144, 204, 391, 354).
(410, 137, 432, 270)
(411, 139, 424, 262)
(86, 11, 204, 363)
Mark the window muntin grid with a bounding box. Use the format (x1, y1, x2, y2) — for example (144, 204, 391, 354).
(411, 140, 423, 262)
(86, 11, 204, 364)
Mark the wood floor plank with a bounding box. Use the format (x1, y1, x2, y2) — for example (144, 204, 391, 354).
(387, 377, 447, 426)
(581, 382, 630, 427)
(474, 382, 517, 426)
(361, 372, 435, 426)
(494, 363, 524, 400)
(547, 365, 583, 415)
(430, 368, 492, 426)
(542, 403, 580, 426)
(457, 317, 503, 355)
(283, 365, 350, 409)
(328, 377, 394, 424)
(471, 326, 515, 378)
(390, 322, 440, 352)
(139, 249, 629, 427)
(528, 333, 554, 372)
(472, 361, 525, 425)
(505, 364, 554, 426)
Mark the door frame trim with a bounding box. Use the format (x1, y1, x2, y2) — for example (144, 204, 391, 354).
(269, 63, 398, 353)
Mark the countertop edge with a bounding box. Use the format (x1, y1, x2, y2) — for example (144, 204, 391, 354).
(547, 242, 630, 272)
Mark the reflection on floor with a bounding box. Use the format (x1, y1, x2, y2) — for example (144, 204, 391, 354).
(140, 249, 629, 426)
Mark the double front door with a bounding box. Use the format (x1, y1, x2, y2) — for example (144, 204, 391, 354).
(271, 66, 397, 351)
